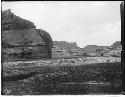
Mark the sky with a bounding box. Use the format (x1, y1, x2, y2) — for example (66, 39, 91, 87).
(2, 1, 122, 48)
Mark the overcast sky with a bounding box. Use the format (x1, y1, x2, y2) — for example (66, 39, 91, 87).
(2, 1, 122, 48)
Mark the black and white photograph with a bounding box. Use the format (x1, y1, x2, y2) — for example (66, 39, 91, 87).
(1, 1, 124, 95)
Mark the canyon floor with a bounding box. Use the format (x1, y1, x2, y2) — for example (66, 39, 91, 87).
(1, 57, 122, 95)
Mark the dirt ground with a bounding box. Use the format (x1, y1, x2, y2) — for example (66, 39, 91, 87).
(1, 59, 122, 95)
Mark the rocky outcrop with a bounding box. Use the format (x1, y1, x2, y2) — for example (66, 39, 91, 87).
(2, 9, 36, 31)
(111, 41, 121, 49)
(104, 41, 122, 57)
(52, 45, 71, 58)
(52, 41, 84, 58)
(2, 9, 53, 61)
(52, 40, 122, 58)
(36, 29, 53, 58)
(53, 41, 80, 51)
(83, 41, 122, 57)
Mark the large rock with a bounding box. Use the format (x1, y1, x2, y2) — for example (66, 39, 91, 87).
(2, 9, 53, 61)
(2, 9, 36, 31)
(36, 29, 53, 58)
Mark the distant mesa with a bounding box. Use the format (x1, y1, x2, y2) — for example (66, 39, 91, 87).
(52, 41, 121, 58)
(84, 45, 98, 51)
(82, 42, 121, 57)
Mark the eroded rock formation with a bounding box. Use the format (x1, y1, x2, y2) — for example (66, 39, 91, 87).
(2, 9, 53, 61)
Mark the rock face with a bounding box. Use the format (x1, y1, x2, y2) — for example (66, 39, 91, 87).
(52, 41, 84, 58)
(83, 41, 122, 57)
(52, 45, 71, 58)
(111, 41, 121, 49)
(104, 41, 122, 57)
(53, 41, 80, 51)
(36, 29, 53, 58)
(83, 45, 108, 57)
(52, 41, 122, 58)
(2, 9, 53, 61)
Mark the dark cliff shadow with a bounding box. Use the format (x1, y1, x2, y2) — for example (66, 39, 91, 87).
(2, 72, 37, 82)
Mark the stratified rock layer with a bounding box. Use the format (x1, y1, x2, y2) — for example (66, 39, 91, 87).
(2, 9, 53, 61)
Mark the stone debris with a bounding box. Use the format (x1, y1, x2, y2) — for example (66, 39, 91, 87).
(3, 57, 121, 68)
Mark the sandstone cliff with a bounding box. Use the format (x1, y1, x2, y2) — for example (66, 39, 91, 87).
(2, 9, 53, 61)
